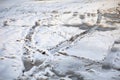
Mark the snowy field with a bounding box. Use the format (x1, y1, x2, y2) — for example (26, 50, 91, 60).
(0, 0, 120, 80)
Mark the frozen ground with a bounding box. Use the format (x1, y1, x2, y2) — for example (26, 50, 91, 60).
(0, 0, 120, 80)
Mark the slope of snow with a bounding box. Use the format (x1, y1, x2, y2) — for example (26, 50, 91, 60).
(0, 0, 120, 80)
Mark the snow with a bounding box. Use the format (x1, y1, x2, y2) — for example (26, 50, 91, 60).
(60, 31, 115, 61)
(0, 0, 120, 80)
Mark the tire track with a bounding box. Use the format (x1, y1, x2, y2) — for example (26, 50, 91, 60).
(48, 10, 102, 54)
(22, 21, 49, 73)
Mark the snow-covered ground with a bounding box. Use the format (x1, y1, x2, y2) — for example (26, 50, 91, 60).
(0, 0, 120, 80)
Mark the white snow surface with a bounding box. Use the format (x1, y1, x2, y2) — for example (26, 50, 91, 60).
(0, 0, 120, 80)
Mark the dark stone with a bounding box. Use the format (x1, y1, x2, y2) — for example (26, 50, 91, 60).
(42, 51, 46, 54)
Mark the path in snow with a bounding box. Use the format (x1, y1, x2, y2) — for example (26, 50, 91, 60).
(0, 0, 120, 80)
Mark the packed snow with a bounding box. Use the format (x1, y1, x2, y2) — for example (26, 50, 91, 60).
(0, 0, 120, 80)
